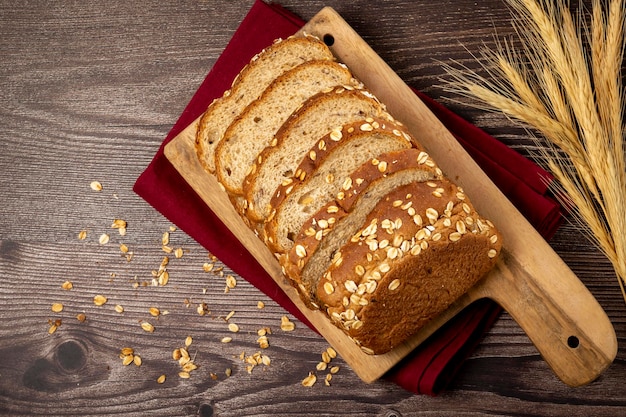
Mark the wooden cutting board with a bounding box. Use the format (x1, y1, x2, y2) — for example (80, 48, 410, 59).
(164, 7, 617, 385)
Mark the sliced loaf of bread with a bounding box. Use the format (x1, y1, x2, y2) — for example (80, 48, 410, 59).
(242, 86, 398, 223)
(215, 60, 359, 195)
(196, 34, 502, 354)
(279, 149, 442, 306)
(316, 180, 501, 354)
(195, 35, 334, 174)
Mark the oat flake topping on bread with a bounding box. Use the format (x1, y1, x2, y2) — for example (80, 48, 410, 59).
(195, 35, 502, 355)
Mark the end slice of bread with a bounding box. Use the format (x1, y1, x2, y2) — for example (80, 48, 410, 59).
(215, 60, 359, 195)
(195, 35, 335, 174)
(316, 180, 502, 354)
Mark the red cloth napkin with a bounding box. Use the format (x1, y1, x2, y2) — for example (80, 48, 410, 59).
(133, 0, 563, 395)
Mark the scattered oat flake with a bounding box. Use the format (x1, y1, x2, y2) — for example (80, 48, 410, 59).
(280, 315, 295, 331)
(221, 337, 232, 343)
(162, 232, 170, 246)
(178, 371, 190, 379)
(93, 295, 108, 306)
(133, 355, 142, 367)
(196, 303, 210, 316)
(225, 368, 232, 377)
(326, 347, 337, 359)
(225, 275, 237, 289)
(61, 280, 73, 290)
(302, 372, 317, 387)
(157, 374, 166, 384)
(76, 313, 86, 322)
(330, 365, 340, 374)
(51, 303, 64, 313)
(119, 243, 129, 253)
(185, 336, 193, 347)
(225, 310, 235, 321)
(174, 248, 183, 259)
(182, 362, 197, 372)
(90, 181, 102, 191)
(111, 219, 127, 229)
(158, 271, 169, 286)
(122, 354, 134, 366)
(169, 226, 176, 232)
(257, 335, 269, 349)
(78, 230, 87, 240)
(141, 322, 155, 333)
(115, 304, 124, 313)
(228, 323, 240, 333)
(257, 301, 265, 309)
(149, 307, 160, 317)
(99, 233, 110, 245)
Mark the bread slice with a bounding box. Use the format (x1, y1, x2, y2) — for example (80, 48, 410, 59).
(278, 148, 442, 307)
(263, 128, 424, 256)
(215, 60, 359, 195)
(195, 35, 335, 174)
(242, 86, 401, 223)
(316, 180, 502, 354)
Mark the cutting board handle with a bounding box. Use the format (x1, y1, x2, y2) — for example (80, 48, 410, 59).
(475, 252, 617, 387)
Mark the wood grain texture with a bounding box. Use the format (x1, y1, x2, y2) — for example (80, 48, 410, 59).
(1, 0, 625, 416)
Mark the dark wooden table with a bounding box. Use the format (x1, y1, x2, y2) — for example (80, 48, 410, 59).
(1, 1, 624, 415)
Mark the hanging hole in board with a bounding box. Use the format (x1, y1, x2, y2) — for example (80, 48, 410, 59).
(567, 335, 580, 348)
(323, 34, 335, 46)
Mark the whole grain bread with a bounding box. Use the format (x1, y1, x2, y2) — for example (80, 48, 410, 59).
(195, 35, 335, 174)
(316, 180, 501, 354)
(242, 86, 399, 223)
(215, 60, 359, 195)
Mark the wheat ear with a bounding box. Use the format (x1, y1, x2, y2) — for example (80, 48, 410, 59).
(441, 0, 626, 302)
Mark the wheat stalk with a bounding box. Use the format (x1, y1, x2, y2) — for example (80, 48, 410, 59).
(441, 0, 626, 302)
